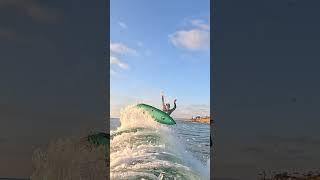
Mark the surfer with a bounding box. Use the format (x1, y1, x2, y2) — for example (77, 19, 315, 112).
(161, 95, 177, 115)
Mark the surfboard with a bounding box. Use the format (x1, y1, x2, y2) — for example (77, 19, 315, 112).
(136, 103, 176, 125)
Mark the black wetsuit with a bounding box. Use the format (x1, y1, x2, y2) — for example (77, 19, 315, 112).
(162, 96, 176, 115)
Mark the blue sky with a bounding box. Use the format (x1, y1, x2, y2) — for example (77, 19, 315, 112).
(110, 0, 210, 118)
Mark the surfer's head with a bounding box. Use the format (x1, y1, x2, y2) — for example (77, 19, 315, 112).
(166, 103, 170, 109)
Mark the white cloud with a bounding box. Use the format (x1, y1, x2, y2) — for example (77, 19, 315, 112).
(169, 18, 210, 51)
(110, 42, 137, 55)
(110, 42, 137, 74)
(169, 29, 209, 50)
(110, 56, 129, 70)
(118, 21, 127, 29)
(191, 19, 210, 30)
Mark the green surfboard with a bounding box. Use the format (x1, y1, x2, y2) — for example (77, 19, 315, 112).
(136, 103, 176, 125)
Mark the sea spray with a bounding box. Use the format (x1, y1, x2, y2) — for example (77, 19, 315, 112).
(111, 105, 209, 180)
(30, 104, 210, 180)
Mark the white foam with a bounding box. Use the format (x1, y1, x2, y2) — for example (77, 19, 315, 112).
(110, 105, 209, 180)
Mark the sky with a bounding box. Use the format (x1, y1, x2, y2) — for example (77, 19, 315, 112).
(110, 0, 210, 118)
(214, 0, 320, 179)
(0, 0, 106, 177)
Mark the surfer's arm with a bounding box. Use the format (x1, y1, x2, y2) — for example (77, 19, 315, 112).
(171, 100, 177, 111)
(162, 95, 166, 110)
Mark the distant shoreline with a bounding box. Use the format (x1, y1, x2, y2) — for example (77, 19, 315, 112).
(189, 116, 210, 123)
(111, 116, 212, 124)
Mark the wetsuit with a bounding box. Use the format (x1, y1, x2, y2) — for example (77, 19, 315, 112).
(162, 96, 176, 115)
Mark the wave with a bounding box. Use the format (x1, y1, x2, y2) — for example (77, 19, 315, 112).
(110, 105, 209, 180)
(30, 105, 210, 180)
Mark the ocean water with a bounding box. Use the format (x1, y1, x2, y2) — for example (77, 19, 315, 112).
(110, 105, 210, 180)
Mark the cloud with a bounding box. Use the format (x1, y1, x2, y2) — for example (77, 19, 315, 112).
(169, 19, 210, 51)
(0, 0, 61, 24)
(110, 42, 137, 74)
(118, 22, 127, 29)
(191, 19, 210, 30)
(110, 56, 129, 70)
(110, 42, 137, 55)
(169, 29, 209, 50)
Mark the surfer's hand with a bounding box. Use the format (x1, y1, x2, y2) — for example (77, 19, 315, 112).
(174, 99, 177, 103)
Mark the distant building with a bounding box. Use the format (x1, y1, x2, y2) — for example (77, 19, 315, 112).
(190, 115, 210, 123)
